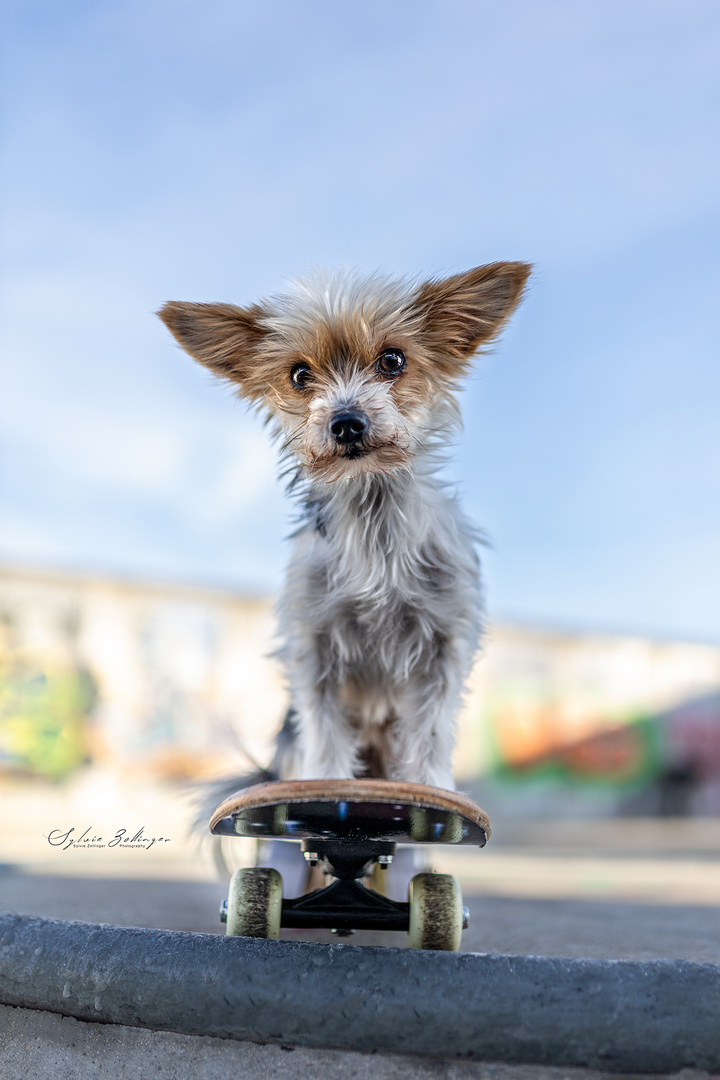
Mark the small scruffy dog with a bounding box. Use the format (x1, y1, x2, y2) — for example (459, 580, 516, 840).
(159, 262, 530, 797)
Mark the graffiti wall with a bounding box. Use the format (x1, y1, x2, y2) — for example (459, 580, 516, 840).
(459, 624, 720, 813)
(0, 566, 284, 783)
(1, 565, 719, 814)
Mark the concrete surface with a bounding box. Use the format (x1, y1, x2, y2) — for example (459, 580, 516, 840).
(1, 913, 719, 1071)
(0, 1005, 717, 1080)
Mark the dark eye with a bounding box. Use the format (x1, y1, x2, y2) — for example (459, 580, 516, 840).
(290, 362, 312, 388)
(376, 348, 406, 376)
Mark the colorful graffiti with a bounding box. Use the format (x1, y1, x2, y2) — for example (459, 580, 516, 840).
(484, 684, 720, 814)
(484, 683, 662, 788)
(0, 662, 96, 780)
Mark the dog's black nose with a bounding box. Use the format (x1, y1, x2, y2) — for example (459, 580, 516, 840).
(330, 411, 368, 445)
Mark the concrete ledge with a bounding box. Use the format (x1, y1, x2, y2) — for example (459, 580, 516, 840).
(0, 913, 718, 1071)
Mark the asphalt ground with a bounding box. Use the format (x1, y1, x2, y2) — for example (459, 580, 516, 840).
(1, 865, 719, 962)
(2, 1003, 716, 1080)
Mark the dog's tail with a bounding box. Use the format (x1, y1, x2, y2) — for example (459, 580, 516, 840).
(192, 765, 275, 831)
(192, 708, 299, 831)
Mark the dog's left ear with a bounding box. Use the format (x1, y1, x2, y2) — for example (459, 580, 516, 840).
(157, 300, 268, 396)
(414, 262, 531, 364)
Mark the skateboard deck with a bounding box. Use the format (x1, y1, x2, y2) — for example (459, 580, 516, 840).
(210, 778, 491, 846)
(211, 780, 491, 950)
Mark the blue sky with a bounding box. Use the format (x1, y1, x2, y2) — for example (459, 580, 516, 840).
(1, 0, 719, 642)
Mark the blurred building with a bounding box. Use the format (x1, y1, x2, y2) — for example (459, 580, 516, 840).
(0, 565, 284, 784)
(1, 564, 719, 815)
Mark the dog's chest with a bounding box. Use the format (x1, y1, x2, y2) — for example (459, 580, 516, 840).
(288, 478, 479, 670)
(307, 526, 463, 656)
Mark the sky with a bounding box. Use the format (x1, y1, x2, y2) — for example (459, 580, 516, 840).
(1, 0, 719, 643)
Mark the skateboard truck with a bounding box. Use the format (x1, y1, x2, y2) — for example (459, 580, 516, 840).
(277, 839, 409, 934)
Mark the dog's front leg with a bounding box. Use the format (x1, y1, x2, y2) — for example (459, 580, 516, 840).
(290, 641, 361, 780)
(294, 687, 361, 781)
(391, 657, 466, 791)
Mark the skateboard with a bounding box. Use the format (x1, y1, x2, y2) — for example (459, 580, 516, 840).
(210, 778, 491, 951)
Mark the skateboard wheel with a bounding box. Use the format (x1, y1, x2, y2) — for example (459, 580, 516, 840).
(408, 807, 430, 841)
(409, 808, 463, 843)
(271, 803, 288, 834)
(407, 872, 463, 951)
(225, 867, 283, 939)
(437, 816, 463, 844)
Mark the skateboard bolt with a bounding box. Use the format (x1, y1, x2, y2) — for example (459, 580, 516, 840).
(219, 900, 228, 924)
(462, 906, 470, 930)
(377, 855, 393, 868)
(303, 851, 319, 865)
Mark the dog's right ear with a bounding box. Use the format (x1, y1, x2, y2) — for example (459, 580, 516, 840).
(157, 301, 267, 389)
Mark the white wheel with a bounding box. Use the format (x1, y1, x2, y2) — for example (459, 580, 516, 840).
(226, 867, 283, 938)
(408, 810, 462, 843)
(407, 872, 463, 951)
(409, 807, 433, 841)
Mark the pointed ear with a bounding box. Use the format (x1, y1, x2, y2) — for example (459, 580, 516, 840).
(414, 262, 531, 364)
(157, 301, 267, 386)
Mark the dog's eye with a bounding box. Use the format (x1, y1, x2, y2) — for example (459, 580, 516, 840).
(376, 348, 406, 376)
(290, 363, 312, 389)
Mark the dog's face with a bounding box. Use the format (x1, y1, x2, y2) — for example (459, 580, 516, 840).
(159, 263, 530, 484)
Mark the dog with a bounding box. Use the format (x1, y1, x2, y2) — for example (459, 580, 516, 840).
(159, 262, 530, 807)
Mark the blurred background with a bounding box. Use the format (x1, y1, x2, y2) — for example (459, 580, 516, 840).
(1, 1, 720, 901)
